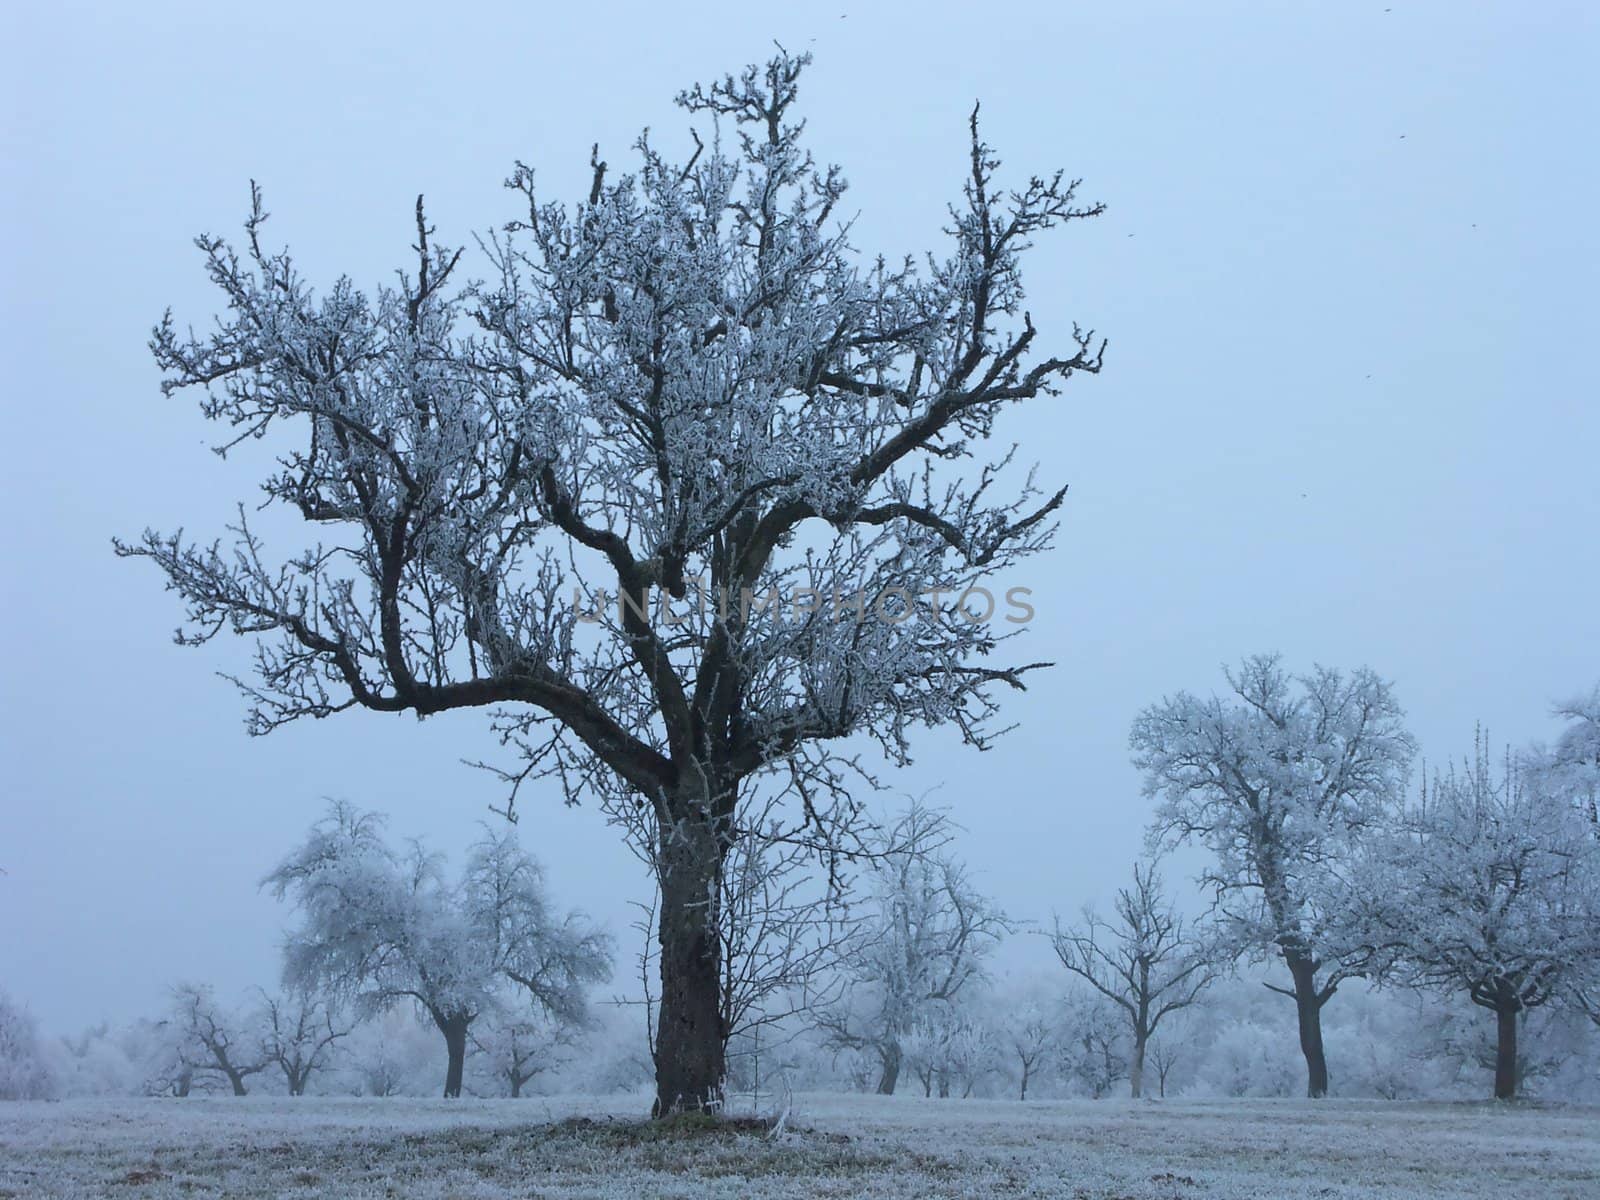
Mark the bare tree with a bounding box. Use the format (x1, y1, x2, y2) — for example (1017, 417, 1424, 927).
(714, 802, 857, 1065)
(264, 803, 611, 1098)
(816, 803, 1011, 1094)
(1146, 1029, 1183, 1099)
(170, 984, 266, 1096)
(1003, 996, 1058, 1100)
(258, 990, 352, 1096)
(1058, 988, 1129, 1099)
(1051, 861, 1217, 1097)
(117, 49, 1103, 1114)
(470, 1014, 571, 1098)
(1131, 655, 1415, 1097)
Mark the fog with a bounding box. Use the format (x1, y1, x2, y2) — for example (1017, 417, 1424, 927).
(1, 0, 1595, 1035)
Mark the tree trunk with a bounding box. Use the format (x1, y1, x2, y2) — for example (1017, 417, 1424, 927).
(653, 809, 726, 1115)
(440, 1015, 469, 1099)
(1019, 1062, 1030, 1101)
(876, 1040, 902, 1095)
(510, 1074, 524, 1099)
(224, 1067, 249, 1096)
(1286, 956, 1330, 1098)
(1494, 1000, 1519, 1101)
(1129, 1032, 1146, 1100)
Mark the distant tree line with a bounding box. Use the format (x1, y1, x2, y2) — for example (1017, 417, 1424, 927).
(4, 672, 1596, 1105)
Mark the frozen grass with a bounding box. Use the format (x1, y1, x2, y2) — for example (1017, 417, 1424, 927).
(2, 1092, 1596, 1198)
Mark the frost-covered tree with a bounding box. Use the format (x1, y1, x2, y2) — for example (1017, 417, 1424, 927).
(903, 1004, 1000, 1098)
(1531, 683, 1600, 827)
(470, 1012, 570, 1098)
(815, 803, 1010, 1094)
(258, 990, 353, 1096)
(169, 983, 267, 1096)
(1144, 1012, 1195, 1099)
(1130, 655, 1415, 1097)
(1051, 861, 1217, 1098)
(49, 1023, 139, 1098)
(124, 1016, 196, 1097)
(1358, 739, 1600, 1099)
(999, 985, 1059, 1100)
(116, 50, 1103, 1114)
(1527, 684, 1600, 1027)
(342, 1008, 440, 1097)
(0, 992, 56, 1100)
(1058, 988, 1130, 1099)
(264, 802, 611, 1097)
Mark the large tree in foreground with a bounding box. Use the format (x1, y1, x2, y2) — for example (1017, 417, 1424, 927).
(264, 803, 611, 1098)
(117, 51, 1102, 1113)
(1130, 655, 1415, 1097)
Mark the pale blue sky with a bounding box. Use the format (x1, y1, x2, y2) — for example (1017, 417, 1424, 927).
(2, 1, 1596, 1033)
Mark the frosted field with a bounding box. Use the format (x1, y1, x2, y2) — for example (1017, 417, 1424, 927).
(3, 1094, 1598, 1199)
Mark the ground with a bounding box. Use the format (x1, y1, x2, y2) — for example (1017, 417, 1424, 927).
(2, 1093, 1596, 1198)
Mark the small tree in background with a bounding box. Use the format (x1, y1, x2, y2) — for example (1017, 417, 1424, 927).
(1145, 1014, 1194, 1099)
(264, 802, 611, 1098)
(0, 992, 57, 1101)
(1058, 988, 1129, 1099)
(258, 990, 353, 1096)
(1051, 860, 1218, 1097)
(1531, 683, 1600, 826)
(1359, 737, 1600, 1099)
(1002, 991, 1059, 1100)
(816, 803, 1010, 1094)
(169, 983, 266, 1096)
(470, 1013, 572, 1098)
(1131, 655, 1415, 1097)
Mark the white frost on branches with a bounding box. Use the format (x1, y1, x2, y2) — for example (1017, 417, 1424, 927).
(816, 803, 1010, 1094)
(262, 802, 611, 1096)
(1130, 654, 1415, 1096)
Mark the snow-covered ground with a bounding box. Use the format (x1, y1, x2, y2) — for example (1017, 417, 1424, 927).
(2, 1092, 1596, 1198)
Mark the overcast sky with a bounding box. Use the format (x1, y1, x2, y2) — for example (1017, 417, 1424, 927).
(2, 1, 1596, 1035)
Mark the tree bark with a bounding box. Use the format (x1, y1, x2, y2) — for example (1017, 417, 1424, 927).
(1129, 1031, 1147, 1100)
(439, 1015, 469, 1099)
(876, 1040, 902, 1095)
(1494, 999, 1519, 1101)
(1286, 955, 1330, 1099)
(652, 807, 727, 1115)
(224, 1067, 249, 1096)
